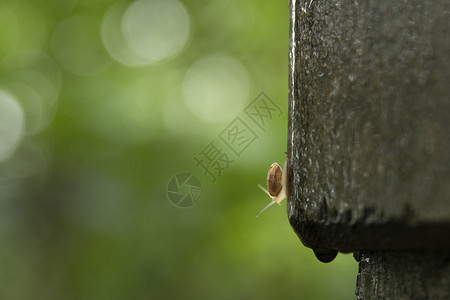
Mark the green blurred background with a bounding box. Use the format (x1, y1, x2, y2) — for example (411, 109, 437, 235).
(0, 0, 356, 299)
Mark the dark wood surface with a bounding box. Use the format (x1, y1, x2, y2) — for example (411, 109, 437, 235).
(287, 0, 450, 253)
(355, 251, 450, 299)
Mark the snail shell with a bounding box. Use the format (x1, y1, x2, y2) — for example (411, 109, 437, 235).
(267, 162, 283, 197)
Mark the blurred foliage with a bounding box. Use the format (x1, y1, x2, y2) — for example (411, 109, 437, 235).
(0, 0, 356, 299)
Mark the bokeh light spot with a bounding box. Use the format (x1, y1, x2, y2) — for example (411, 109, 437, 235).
(182, 54, 250, 122)
(122, 0, 190, 64)
(3, 83, 43, 135)
(1, 50, 61, 134)
(0, 90, 24, 162)
(5, 71, 59, 134)
(102, 1, 149, 67)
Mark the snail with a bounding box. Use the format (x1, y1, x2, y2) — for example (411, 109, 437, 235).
(256, 159, 339, 262)
(256, 159, 287, 217)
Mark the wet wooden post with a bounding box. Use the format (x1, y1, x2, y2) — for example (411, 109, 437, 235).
(287, 0, 450, 298)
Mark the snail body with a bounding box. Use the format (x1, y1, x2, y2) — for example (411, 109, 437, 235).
(256, 159, 287, 217)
